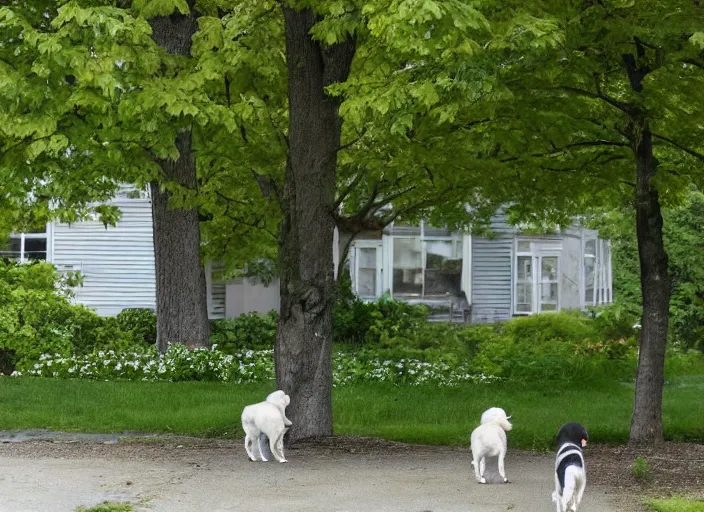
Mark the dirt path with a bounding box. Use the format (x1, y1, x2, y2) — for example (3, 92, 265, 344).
(0, 434, 634, 512)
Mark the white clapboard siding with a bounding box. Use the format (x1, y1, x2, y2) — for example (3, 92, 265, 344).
(50, 192, 157, 317)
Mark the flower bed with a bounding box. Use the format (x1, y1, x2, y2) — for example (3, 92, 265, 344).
(12, 344, 499, 387)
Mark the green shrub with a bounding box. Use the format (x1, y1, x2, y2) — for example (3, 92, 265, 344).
(115, 308, 157, 346)
(210, 311, 278, 352)
(470, 312, 637, 383)
(589, 302, 640, 342)
(365, 294, 430, 345)
(499, 311, 596, 344)
(0, 260, 145, 370)
(333, 296, 376, 345)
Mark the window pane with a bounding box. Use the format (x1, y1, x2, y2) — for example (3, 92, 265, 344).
(541, 282, 558, 302)
(424, 240, 462, 297)
(541, 302, 558, 312)
(9, 237, 21, 254)
(541, 256, 558, 281)
(516, 282, 533, 313)
(517, 256, 532, 280)
(358, 247, 376, 269)
(393, 238, 423, 297)
(585, 239, 596, 256)
(517, 241, 531, 253)
(358, 269, 376, 297)
(24, 238, 47, 261)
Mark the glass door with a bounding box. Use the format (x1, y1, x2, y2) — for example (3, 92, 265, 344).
(538, 255, 559, 312)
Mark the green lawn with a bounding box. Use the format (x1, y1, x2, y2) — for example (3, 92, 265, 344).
(0, 375, 702, 450)
(647, 497, 704, 512)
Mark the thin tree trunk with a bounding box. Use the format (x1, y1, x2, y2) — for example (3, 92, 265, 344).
(275, 7, 355, 442)
(629, 121, 670, 444)
(148, 6, 210, 352)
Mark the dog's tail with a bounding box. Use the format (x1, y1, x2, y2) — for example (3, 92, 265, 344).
(561, 465, 585, 509)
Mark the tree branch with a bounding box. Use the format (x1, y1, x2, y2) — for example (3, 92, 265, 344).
(251, 169, 282, 202)
(681, 58, 704, 70)
(334, 171, 365, 209)
(368, 185, 417, 212)
(652, 133, 704, 162)
(500, 139, 631, 163)
(557, 86, 636, 115)
(338, 129, 367, 152)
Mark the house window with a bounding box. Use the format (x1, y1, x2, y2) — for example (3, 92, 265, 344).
(1, 231, 48, 262)
(392, 237, 423, 296)
(351, 242, 382, 299)
(392, 234, 462, 299)
(357, 247, 378, 298)
(583, 237, 612, 307)
(514, 239, 561, 314)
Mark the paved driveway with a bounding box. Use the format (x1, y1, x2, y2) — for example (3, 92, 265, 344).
(0, 434, 625, 512)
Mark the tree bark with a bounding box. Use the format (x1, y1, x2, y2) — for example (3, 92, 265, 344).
(275, 7, 355, 442)
(629, 121, 670, 444)
(148, 6, 210, 352)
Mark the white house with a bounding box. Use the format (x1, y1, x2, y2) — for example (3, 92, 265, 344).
(3, 191, 612, 322)
(347, 217, 612, 323)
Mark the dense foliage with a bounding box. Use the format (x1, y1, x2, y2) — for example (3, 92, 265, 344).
(0, 260, 154, 373)
(595, 190, 704, 352)
(4, 257, 701, 385)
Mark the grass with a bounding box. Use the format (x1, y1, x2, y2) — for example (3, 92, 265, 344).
(631, 455, 652, 480)
(1, 374, 702, 449)
(76, 502, 134, 512)
(647, 497, 704, 512)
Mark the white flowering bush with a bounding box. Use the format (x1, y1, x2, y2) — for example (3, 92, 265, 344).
(12, 344, 499, 387)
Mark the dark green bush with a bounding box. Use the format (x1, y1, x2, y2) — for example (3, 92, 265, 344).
(210, 311, 278, 352)
(333, 296, 376, 345)
(116, 308, 157, 346)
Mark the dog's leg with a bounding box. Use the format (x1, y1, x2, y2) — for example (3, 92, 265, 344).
(479, 457, 487, 484)
(498, 450, 508, 483)
(471, 452, 483, 483)
(572, 475, 586, 512)
(552, 473, 563, 512)
(244, 434, 257, 461)
(561, 467, 578, 512)
(269, 432, 287, 463)
(258, 434, 269, 462)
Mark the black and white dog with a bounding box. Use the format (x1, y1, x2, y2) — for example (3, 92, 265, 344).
(552, 422, 589, 512)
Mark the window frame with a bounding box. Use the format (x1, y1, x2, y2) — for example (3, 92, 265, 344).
(388, 223, 463, 300)
(351, 240, 384, 300)
(3, 231, 49, 263)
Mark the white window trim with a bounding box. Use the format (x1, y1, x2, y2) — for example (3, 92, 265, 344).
(385, 223, 466, 301)
(513, 238, 562, 315)
(350, 239, 383, 300)
(581, 235, 613, 308)
(6, 230, 50, 263)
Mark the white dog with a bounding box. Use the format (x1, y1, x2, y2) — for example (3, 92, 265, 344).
(552, 422, 588, 512)
(241, 390, 292, 463)
(470, 407, 512, 483)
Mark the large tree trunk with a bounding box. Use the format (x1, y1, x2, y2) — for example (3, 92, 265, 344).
(275, 7, 355, 442)
(148, 6, 210, 352)
(629, 122, 671, 444)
